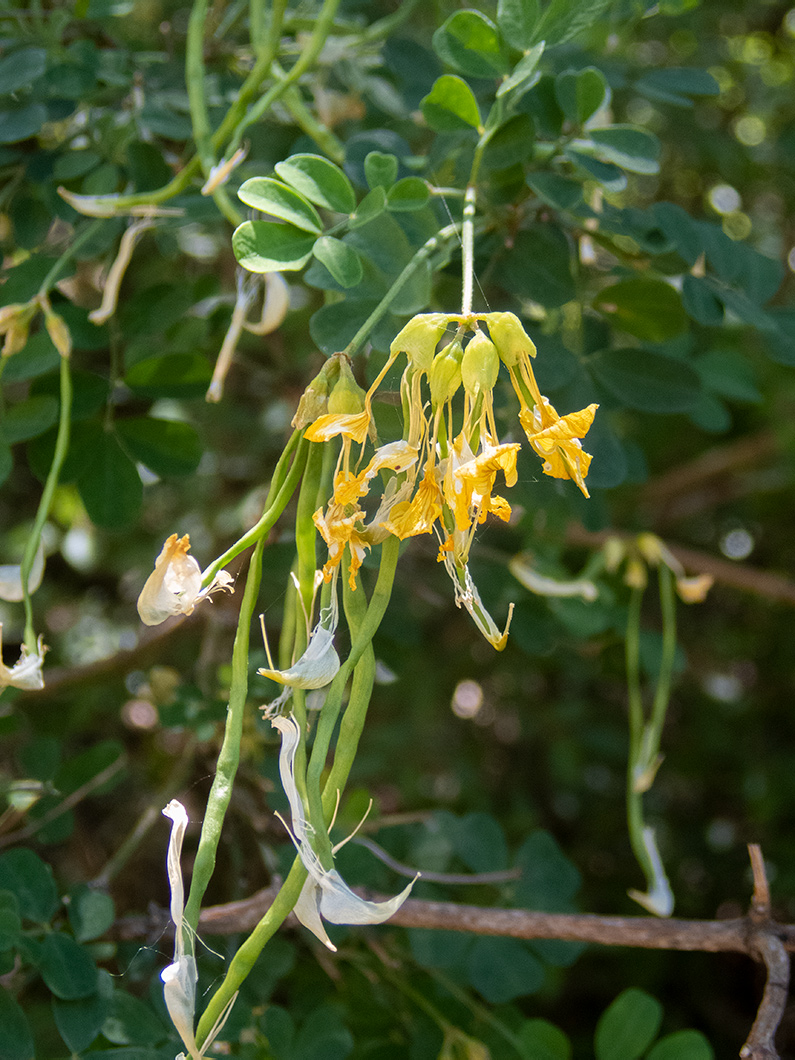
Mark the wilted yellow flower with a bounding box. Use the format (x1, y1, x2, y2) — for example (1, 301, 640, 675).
(137, 534, 233, 626)
(519, 397, 598, 497)
(676, 573, 714, 603)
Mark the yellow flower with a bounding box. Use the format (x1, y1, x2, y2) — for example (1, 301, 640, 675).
(519, 397, 598, 497)
(379, 459, 442, 539)
(313, 503, 370, 589)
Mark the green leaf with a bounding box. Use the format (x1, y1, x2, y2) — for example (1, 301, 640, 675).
(0, 47, 47, 93)
(349, 186, 387, 228)
(693, 350, 761, 403)
(518, 1018, 572, 1060)
(421, 74, 481, 132)
(595, 989, 663, 1060)
(514, 831, 581, 910)
(274, 153, 356, 213)
(527, 173, 585, 212)
(432, 11, 508, 79)
(492, 225, 575, 307)
(124, 353, 210, 399)
(237, 177, 322, 233)
(101, 991, 168, 1046)
(589, 348, 701, 413)
(483, 113, 535, 169)
(531, 0, 612, 47)
(387, 177, 430, 211)
(55, 740, 125, 797)
(232, 220, 316, 273)
(40, 933, 98, 1000)
(497, 0, 540, 51)
(647, 1030, 714, 1060)
(53, 970, 113, 1053)
(116, 418, 202, 477)
(77, 431, 142, 529)
(293, 1005, 354, 1060)
(565, 149, 627, 191)
(364, 151, 398, 191)
(635, 68, 719, 107)
(0, 331, 60, 383)
(586, 126, 661, 174)
(409, 928, 472, 969)
(496, 43, 545, 100)
(311, 237, 363, 289)
(310, 298, 380, 356)
(68, 886, 115, 942)
(682, 275, 724, 325)
(1, 395, 59, 443)
(0, 987, 33, 1060)
(0, 440, 10, 488)
(446, 812, 508, 872)
(31, 368, 108, 422)
(593, 279, 688, 342)
(466, 937, 545, 1002)
(0, 848, 58, 923)
(0, 103, 47, 144)
(555, 67, 609, 125)
(0, 893, 21, 951)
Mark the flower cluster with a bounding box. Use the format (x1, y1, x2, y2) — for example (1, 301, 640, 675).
(303, 312, 598, 649)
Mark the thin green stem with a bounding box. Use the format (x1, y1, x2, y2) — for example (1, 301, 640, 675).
(183, 538, 265, 939)
(276, 64, 345, 164)
(624, 586, 653, 881)
(460, 137, 488, 316)
(195, 853, 308, 1047)
(344, 223, 460, 358)
(225, 0, 342, 155)
(20, 354, 72, 651)
(648, 563, 677, 753)
(201, 431, 305, 587)
(187, 0, 214, 177)
(37, 221, 103, 298)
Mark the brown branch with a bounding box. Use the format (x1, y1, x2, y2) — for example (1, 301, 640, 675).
(567, 525, 795, 607)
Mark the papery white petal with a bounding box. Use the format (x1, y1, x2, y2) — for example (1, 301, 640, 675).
(439, 553, 513, 651)
(163, 799, 189, 950)
(0, 545, 45, 602)
(162, 955, 200, 1060)
(628, 826, 674, 918)
(318, 868, 417, 926)
(293, 875, 337, 951)
(258, 625, 340, 688)
(138, 535, 233, 626)
(270, 715, 308, 840)
(0, 626, 46, 692)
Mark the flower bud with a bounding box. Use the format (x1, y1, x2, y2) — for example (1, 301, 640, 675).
(291, 358, 337, 428)
(486, 311, 536, 367)
(429, 337, 463, 408)
(0, 302, 36, 358)
(327, 358, 365, 415)
(44, 308, 72, 358)
(461, 331, 499, 398)
(390, 313, 448, 374)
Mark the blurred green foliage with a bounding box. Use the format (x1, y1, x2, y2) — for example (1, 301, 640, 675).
(2, 0, 795, 1056)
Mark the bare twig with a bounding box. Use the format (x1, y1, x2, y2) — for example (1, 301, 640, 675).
(749, 843, 772, 918)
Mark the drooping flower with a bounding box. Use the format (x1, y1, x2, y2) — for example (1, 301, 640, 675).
(0, 625, 46, 692)
(313, 503, 370, 589)
(519, 397, 598, 498)
(436, 554, 514, 652)
(510, 554, 598, 602)
(259, 575, 341, 691)
(137, 534, 233, 626)
(271, 714, 418, 952)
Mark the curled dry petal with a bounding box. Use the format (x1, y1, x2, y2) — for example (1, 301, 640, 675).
(271, 714, 418, 952)
(161, 800, 200, 1060)
(0, 625, 46, 692)
(137, 534, 233, 626)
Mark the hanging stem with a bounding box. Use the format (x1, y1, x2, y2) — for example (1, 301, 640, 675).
(20, 354, 72, 652)
(625, 586, 654, 883)
(183, 538, 265, 939)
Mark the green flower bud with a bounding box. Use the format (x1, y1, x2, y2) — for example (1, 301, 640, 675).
(461, 331, 499, 397)
(291, 356, 341, 428)
(486, 311, 536, 367)
(429, 337, 463, 408)
(327, 357, 365, 415)
(390, 312, 449, 374)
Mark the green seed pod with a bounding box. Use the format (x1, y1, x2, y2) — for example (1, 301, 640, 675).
(486, 311, 536, 367)
(461, 331, 499, 398)
(429, 337, 464, 408)
(390, 312, 449, 374)
(327, 357, 366, 415)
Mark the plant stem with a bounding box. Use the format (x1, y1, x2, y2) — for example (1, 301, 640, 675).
(20, 354, 72, 652)
(183, 538, 265, 939)
(625, 586, 654, 882)
(344, 224, 460, 358)
(37, 221, 103, 297)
